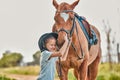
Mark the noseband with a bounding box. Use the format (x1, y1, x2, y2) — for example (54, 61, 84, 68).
(57, 27, 70, 35)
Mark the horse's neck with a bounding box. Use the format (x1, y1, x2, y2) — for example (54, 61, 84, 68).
(73, 20, 87, 43)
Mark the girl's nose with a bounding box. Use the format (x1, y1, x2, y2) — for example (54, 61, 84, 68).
(53, 46, 56, 50)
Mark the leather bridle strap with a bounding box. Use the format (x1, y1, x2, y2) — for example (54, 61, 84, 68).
(70, 16, 84, 59)
(70, 16, 76, 37)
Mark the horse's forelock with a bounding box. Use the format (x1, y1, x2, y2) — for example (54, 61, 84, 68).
(54, 2, 74, 23)
(56, 2, 71, 12)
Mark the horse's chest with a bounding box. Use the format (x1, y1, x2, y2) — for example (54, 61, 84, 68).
(62, 57, 83, 68)
(70, 57, 83, 68)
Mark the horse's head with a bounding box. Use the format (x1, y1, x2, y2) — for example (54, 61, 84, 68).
(53, 0, 80, 23)
(52, 0, 80, 47)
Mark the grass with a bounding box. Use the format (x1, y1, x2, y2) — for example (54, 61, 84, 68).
(96, 63, 120, 80)
(54, 69, 76, 80)
(0, 66, 40, 75)
(0, 74, 15, 80)
(0, 63, 120, 80)
(67, 69, 76, 80)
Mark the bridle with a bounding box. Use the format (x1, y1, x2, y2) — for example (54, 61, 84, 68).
(56, 10, 84, 59)
(55, 10, 85, 77)
(56, 10, 75, 37)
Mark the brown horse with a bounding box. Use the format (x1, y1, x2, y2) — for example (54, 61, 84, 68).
(52, 0, 102, 80)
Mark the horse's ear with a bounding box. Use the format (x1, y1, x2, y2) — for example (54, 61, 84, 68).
(70, 0, 80, 9)
(53, 0, 59, 9)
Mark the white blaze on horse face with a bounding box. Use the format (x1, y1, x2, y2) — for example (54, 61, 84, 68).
(60, 12, 69, 22)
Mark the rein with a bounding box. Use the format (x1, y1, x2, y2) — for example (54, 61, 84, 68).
(56, 10, 85, 77)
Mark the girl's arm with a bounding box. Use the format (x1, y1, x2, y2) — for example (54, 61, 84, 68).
(59, 35, 71, 61)
(60, 40, 71, 61)
(49, 52, 62, 58)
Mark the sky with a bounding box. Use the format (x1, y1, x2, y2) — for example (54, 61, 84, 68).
(0, 0, 120, 62)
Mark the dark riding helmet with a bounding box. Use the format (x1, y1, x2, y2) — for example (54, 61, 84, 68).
(38, 32, 58, 52)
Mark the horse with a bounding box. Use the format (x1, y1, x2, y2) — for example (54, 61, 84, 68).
(52, 0, 102, 80)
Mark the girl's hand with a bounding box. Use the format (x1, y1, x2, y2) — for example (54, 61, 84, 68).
(64, 34, 69, 42)
(64, 34, 72, 43)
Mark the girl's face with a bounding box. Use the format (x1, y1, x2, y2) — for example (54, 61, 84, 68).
(45, 38, 57, 52)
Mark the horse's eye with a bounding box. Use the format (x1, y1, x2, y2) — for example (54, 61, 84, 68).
(55, 30, 58, 33)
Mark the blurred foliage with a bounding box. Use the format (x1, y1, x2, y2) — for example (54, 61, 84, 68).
(0, 74, 15, 80)
(0, 66, 40, 75)
(67, 69, 76, 80)
(97, 75, 106, 80)
(0, 52, 23, 67)
(109, 72, 120, 80)
(33, 51, 41, 65)
(0, 61, 120, 80)
(97, 63, 120, 80)
(98, 63, 120, 72)
(26, 51, 41, 66)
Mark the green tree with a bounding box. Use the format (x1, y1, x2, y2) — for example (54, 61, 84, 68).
(33, 51, 41, 65)
(0, 52, 23, 67)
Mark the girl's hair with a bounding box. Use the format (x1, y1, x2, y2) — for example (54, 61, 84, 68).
(45, 36, 56, 44)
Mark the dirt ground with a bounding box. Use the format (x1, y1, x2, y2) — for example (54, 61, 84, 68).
(5, 74, 59, 80)
(6, 74, 37, 80)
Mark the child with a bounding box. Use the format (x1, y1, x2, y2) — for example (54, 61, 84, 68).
(37, 32, 71, 80)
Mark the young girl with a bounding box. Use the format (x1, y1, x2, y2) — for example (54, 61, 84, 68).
(37, 32, 71, 80)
